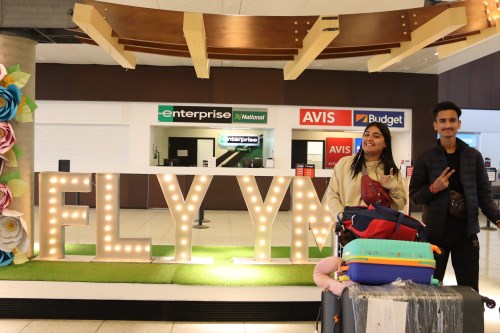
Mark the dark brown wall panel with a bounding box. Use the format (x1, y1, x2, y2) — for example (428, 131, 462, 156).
(212, 68, 285, 104)
(120, 174, 149, 208)
(469, 56, 492, 109)
(284, 70, 353, 106)
(493, 52, 500, 107)
(445, 65, 470, 107)
(439, 50, 500, 110)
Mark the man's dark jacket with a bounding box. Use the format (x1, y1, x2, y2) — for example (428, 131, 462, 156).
(409, 138, 500, 239)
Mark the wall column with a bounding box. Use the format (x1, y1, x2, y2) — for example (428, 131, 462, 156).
(0, 33, 36, 257)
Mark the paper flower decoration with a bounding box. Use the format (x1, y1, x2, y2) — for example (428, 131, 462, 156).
(0, 183, 12, 212)
(0, 64, 6, 82)
(0, 122, 16, 154)
(0, 209, 29, 253)
(0, 84, 21, 121)
(0, 155, 7, 175)
(0, 64, 36, 123)
(0, 250, 13, 266)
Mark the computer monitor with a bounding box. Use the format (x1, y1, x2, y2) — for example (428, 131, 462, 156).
(252, 158, 263, 168)
(164, 158, 181, 166)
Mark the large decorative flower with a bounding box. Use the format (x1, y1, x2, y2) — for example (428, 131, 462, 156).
(0, 210, 28, 253)
(0, 122, 16, 154)
(0, 84, 21, 121)
(0, 183, 12, 212)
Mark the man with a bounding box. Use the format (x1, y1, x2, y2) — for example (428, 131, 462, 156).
(409, 101, 500, 292)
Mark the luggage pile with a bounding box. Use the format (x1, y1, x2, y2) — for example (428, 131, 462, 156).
(318, 204, 495, 333)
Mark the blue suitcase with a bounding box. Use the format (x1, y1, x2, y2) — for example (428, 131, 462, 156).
(341, 238, 441, 285)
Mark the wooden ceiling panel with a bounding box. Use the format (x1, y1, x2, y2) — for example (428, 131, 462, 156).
(332, 11, 411, 47)
(76, 0, 497, 77)
(408, 1, 489, 34)
(85, 0, 186, 44)
(203, 14, 313, 49)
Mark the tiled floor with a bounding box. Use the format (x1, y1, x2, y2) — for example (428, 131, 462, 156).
(2, 209, 499, 332)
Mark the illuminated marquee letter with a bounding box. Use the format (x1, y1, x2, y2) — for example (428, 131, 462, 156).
(291, 176, 333, 263)
(39, 172, 92, 259)
(95, 174, 152, 261)
(157, 174, 213, 262)
(237, 176, 292, 262)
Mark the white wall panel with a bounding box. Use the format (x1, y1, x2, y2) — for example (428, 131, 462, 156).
(35, 124, 130, 171)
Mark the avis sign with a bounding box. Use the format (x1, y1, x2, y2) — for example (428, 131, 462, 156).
(326, 137, 352, 168)
(300, 109, 352, 126)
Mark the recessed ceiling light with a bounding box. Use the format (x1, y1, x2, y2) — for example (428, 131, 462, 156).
(421, 58, 430, 62)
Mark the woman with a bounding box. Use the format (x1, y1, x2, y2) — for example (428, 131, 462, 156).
(326, 121, 407, 219)
(314, 122, 408, 295)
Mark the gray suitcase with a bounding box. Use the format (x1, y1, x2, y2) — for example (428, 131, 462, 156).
(321, 284, 484, 333)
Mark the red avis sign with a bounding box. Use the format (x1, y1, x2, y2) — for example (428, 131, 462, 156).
(326, 137, 353, 168)
(300, 109, 352, 126)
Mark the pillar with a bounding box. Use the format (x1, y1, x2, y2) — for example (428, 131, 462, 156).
(0, 33, 36, 257)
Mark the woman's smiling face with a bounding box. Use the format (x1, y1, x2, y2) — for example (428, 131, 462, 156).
(362, 125, 386, 158)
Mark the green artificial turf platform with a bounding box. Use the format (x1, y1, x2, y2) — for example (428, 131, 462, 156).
(0, 245, 332, 287)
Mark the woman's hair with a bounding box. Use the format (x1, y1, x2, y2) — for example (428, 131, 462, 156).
(349, 121, 399, 178)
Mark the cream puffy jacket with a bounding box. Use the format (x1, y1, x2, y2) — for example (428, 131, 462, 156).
(326, 155, 407, 220)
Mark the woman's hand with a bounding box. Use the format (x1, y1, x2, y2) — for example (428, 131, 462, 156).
(379, 168, 395, 187)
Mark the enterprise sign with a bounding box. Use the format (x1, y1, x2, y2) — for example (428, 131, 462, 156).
(158, 106, 267, 124)
(158, 106, 232, 123)
(219, 135, 260, 147)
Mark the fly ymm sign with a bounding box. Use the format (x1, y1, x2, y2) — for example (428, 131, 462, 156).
(158, 106, 267, 124)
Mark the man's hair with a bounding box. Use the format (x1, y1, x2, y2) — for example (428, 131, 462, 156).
(432, 101, 462, 119)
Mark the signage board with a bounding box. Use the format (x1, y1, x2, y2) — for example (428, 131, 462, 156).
(355, 137, 362, 153)
(295, 163, 315, 178)
(219, 135, 260, 147)
(353, 110, 405, 128)
(299, 109, 352, 126)
(325, 137, 353, 168)
(158, 106, 267, 124)
(232, 110, 267, 123)
(158, 105, 232, 123)
(456, 133, 478, 148)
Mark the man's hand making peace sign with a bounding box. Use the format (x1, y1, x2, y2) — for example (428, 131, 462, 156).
(430, 167, 455, 193)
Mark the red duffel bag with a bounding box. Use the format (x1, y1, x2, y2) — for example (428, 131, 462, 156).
(338, 204, 426, 242)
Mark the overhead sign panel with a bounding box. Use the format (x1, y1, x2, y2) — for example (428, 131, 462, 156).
(158, 106, 268, 124)
(300, 109, 352, 126)
(353, 110, 405, 128)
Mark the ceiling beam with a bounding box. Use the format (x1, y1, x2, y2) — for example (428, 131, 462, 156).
(283, 16, 340, 80)
(437, 17, 500, 59)
(183, 12, 210, 79)
(367, 6, 467, 73)
(72, 3, 136, 69)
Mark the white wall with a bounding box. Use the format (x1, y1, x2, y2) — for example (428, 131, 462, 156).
(34, 101, 412, 176)
(461, 109, 500, 185)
